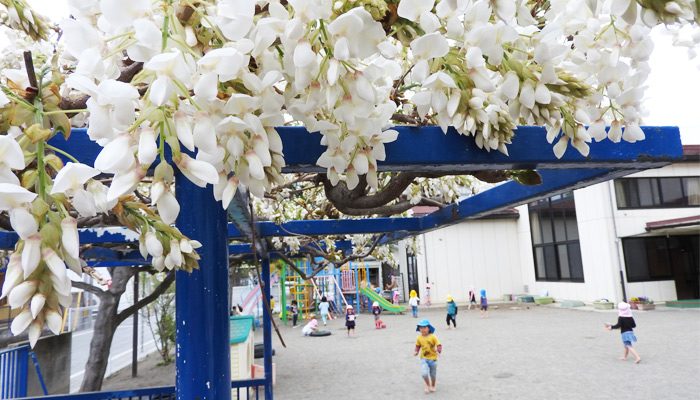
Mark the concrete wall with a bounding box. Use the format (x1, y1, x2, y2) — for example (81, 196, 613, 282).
(27, 332, 72, 396)
(400, 218, 523, 305)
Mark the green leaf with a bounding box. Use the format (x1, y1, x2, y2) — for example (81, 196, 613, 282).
(510, 170, 542, 186)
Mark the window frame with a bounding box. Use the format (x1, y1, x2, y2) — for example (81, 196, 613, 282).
(529, 193, 585, 283)
(615, 176, 700, 210)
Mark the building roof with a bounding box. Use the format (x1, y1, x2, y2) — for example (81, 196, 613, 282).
(682, 145, 700, 162)
(411, 206, 519, 219)
(645, 215, 700, 233)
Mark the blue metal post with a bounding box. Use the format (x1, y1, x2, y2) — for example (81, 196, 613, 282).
(175, 176, 231, 400)
(28, 351, 48, 395)
(261, 255, 274, 400)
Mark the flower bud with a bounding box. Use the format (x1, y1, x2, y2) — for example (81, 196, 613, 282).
(145, 231, 164, 257)
(10, 308, 33, 335)
(1, 253, 23, 299)
(8, 280, 37, 309)
(30, 293, 46, 318)
(9, 207, 38, 240)
(28, 320, 42, 347)
(45, 309, 62, 334)
(21, 235, 41, 278)
(61, 217, 80, 260)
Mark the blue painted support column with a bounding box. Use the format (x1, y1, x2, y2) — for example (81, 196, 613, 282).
(175, 176, 231, 400)
(261, 255, 274, 400)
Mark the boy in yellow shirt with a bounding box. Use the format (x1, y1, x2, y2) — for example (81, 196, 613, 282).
(414, 319, 442, 393)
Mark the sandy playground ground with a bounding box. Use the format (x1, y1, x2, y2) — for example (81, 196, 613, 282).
(104, 304, 700, 400)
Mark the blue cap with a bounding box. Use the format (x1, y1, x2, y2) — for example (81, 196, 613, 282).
(480, 289, 486, 297)
(416, 319, 435, 334)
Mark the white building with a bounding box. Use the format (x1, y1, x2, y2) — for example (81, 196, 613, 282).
(397, 146, 700, 305)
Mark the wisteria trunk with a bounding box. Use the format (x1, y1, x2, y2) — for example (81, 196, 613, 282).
(79, 268, 136, 392)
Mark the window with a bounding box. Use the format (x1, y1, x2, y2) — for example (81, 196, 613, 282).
(615, 177, 700, 209)
(528, 192, 584, 282)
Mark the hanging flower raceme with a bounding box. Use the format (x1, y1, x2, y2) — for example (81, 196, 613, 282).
(0, 0, 697, 345)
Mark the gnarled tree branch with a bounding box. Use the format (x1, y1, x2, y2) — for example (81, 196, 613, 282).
(270, 233, 386, 280)
(71, 280, 107, 298)
(115, 270, 175, 325)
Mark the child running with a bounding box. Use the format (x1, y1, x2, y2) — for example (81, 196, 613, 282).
(372, 301, 382, 328)
(345, 305, 356, 336)
(414, 319, 442, 394)
(409, 290, 420, 318)
(446, 295, 457, 329)
(318, 296, 331, 326)
(479, 289, 488, 318)
(605, 302, 642, 363)
(467, 287, 477, 310)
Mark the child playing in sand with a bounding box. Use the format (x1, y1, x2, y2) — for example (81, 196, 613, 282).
(372, 301, 382, 329)
(301, 316, 319, 336)
(479, 289, 488, 318)
(446, 295, 457, 329)
(319, 296, 331, 326)
(605, 302, 642, 363)
(409, 290, 420, 318)
(290, 300, 299, 327)
(414, 319, 442, 394)
(468, 287, 477, 310)
(345, 305, 356, 336)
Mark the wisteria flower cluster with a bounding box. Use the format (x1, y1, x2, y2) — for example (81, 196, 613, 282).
(0, 0, 697, 343)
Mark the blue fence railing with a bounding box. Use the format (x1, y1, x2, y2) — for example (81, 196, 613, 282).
(13, 379, 266, 400)
(0, 346, 29, 399)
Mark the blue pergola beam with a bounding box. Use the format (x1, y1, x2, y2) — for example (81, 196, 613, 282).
(0, 125, 682, 251)
(421, 168, 630, 232)
(0, 228, 140, 250)
(231, 217, 421, 239)
(49, 126, 681, 173)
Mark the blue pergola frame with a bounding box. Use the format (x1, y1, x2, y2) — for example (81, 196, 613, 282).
(0, 126, 683, 400)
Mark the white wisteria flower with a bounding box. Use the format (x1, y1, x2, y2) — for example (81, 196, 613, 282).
(51, 162, 100, 195)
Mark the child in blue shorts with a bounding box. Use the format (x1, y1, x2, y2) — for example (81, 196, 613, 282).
(414, 319, 442, 393)
(605, 302, 641, 363)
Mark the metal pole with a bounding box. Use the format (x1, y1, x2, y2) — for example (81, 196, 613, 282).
(175, 176, 231, 400)
(132, 271, 139, 378)
(261, 255, 274, 400)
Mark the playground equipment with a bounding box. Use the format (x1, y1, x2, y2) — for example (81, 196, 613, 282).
(279, 259, 350, 322)
(340, 260, 384, 312)
(229, 316, 254, 381)
(0, 126, 681, 400)
(360, 287, 406, 313)
(311, 274, 348, 315)
(239, 285, 262, 317)
(286, 274, 313, 319)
